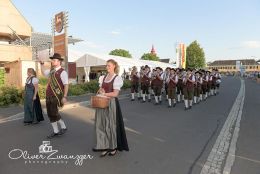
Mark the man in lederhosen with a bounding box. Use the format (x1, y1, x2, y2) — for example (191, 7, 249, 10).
(183, 68, 195, 110)
(130, 66, 140, 101)
(215, 69, 221, 94)
(194, 71, 203, 104)
(153, 67, 164, 105)
(163, 67, 171, 101)
(176, 68, 184, 103)
(140, 65, 151, 103)
(166, 68, 178, 107)
(40, 53, 68, 138)
(211, 69, 217, 96)
(202, 70, 208, 101)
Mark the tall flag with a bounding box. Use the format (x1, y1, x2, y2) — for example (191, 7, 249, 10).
(176, 43, 186, 69)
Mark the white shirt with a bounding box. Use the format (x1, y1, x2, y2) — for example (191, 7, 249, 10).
(189, 75, 195, 82)
(99, 74, 123, 90)
(26, 76, 39, 85)
(43, 66, 69, 85)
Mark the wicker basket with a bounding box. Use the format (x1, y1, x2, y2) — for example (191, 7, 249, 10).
(91, 95, 110, 109)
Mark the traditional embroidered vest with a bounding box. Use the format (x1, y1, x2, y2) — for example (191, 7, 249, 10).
(131, 72, 139, 83)
(102, 75, 118, 93)
(46, 68, 64, 97)
(168, 75, 177, 88)
(141, 71, 150, 85)
(187, 75, 194, 89)
(154, 73, 163, 87)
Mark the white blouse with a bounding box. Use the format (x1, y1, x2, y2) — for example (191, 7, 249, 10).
(26, 77, 39, 85)
(98, 74, 123, 90)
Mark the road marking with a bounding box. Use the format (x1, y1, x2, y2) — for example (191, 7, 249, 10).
(200, 79, 245, 174)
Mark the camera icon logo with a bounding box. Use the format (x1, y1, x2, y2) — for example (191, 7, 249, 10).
(39, 141, 53, 153)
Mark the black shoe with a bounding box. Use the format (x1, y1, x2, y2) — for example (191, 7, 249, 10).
(159, 101, 162, 104)
(148, 99, 151, 102)
(138, 97, 142, 100)
(168, 105, 171, 108)
(47, 132, 60, 139)
(24, 122, 32, 126)
(32, 121, 39, 124)
(131, 99, 135, 101)
(100, 151, 110, 157)
(108, 150, 117, 156)
(141, 100, 146, 103)
(173, 103, 176, 107)
(189, 106, 192, 109)
(185, 107, 189, 110)
(92, 148, 104, 152)
(59, 128, 67, 135)
(154, 102, 159, 105)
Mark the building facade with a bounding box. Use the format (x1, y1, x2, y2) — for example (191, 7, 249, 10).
(208, 59, 260, 73)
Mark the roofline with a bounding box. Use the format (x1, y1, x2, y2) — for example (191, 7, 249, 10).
(10, 0, 32, 29)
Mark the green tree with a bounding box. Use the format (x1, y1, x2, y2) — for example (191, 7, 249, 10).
(140, 53, 160, 61)
(109, 49, 132, 58)
(186, 40, 205, 68)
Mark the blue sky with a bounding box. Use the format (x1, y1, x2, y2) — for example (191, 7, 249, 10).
(12, 0, 260, 62)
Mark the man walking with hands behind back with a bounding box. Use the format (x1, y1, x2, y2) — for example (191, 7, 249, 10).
(40, 53, 69, 138)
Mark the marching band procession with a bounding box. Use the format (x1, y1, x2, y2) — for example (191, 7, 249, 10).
(130, 66, 222, 110)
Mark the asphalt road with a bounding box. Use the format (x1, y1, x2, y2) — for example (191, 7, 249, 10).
(0, 76, 259, 174)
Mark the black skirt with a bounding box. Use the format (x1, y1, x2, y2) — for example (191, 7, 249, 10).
(115, 98, 129, 151)
(33, 94, 44, 122)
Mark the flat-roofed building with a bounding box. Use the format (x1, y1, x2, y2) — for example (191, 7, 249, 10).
(208, 59, 260, 73)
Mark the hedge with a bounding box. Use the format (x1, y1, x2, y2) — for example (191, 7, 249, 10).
(0, 79, 131, 107)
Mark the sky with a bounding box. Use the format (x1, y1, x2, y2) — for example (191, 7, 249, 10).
(12, 0, 260, 62)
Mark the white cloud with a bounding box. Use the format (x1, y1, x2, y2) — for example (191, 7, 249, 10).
(110, 30, 121, 35)
(81, 41, 103, 49)
(242, 41, 260, 48)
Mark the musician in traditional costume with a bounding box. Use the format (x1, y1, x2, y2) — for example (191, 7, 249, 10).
(130, 66, 140, 101)
(194, 71, 203, 104)
(202, 70, 208, 100)
(176, 68, 184, 103)
(183, 69, 195, 110)
(208, 71, 213, 96)
(153, 67, 164, 105)
(140, 65, 152, 103)
(215, 69, 222, 94)
(93, 59, 129, 157)
(40, 53, 68, 138)
(211, 69, 217, 96)
(163, 67, 171, 100)
(166, 68, 178, 107)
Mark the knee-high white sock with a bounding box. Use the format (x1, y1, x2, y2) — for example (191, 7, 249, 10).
(177, 94, 180, 102)
(166, 95, 168, 99)
(182, 95, 185, 101)
(184, 100, 188, 108)
(159, 95, 162, 101)
(142, 94, 146, 101)
(137, 92, 140, 98)
(148, 94, 151, 100)
(58, 119, 66, 129)
(51, 122, 59, 133)
(200, 94, 203, 101)
(155, 96, 159, 103)
(168, 99, 172, 106)
(194, 96, 197, 104)
(131, 93, 135, 99)
(189, 100, 193, 107)
(173, 99, 176, 104)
